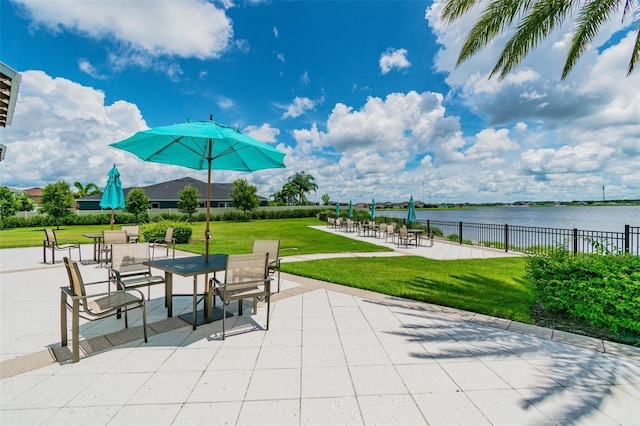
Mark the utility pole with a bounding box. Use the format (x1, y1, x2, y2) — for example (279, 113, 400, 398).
(602, 186, 605, 202)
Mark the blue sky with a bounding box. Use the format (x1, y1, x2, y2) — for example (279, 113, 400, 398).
(1, 0, 639, 204)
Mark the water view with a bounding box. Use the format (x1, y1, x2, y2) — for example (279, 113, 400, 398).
(379, 205, 639, 233)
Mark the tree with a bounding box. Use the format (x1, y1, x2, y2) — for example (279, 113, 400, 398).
(40, 180, 75, 229)
(73, 181, 101, 198)
(281, 181, 298, 206)
(288, 171, 318, 205)
(441, 0, 640, 79)
(16, 193, 34, 217)
(230, 178, 259, 214)
(0, 186, 17, 221)
(177, 185, 201, 221)
(321, 193, 331, 205)
(124, 188, 149, 224)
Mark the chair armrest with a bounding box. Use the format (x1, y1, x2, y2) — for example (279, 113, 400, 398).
(61, 286, 145, 301)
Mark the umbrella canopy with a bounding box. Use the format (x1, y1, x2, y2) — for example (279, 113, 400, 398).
(407, 195, 417, 225)
(99, 165, 125, 230)
(370, 199, 376, 220)
(348, 200, 353, 218)
(110, 119, 286, 260)
(335, 203, 341, 217)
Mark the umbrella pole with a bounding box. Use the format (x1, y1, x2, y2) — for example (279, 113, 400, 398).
(110, 209, 115, 230)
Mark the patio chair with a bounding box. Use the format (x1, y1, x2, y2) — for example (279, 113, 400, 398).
(107, 242, 165, 299)
(99, 230, 128, 263)
(378, 223, 387, 238)
(60, 257, 148, 363)
(150, 227, 176, 259)
(121, 225, 140, 243)
(252, 239, 282, 292)
(43, 228, 81, 264)
(396, 225, 418, 248)
(385, 222, 396, 243)
(210, 253, 272, 340)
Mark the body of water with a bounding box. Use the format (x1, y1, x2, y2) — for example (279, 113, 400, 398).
(378, 206, 639, 232)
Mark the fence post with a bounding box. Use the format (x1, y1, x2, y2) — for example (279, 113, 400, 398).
(459, 221, 463, 245)
(504, 224, 509, 252)
(573, 228, 578, 255)
(427, 220, 430, 235)
(625, 225, 630, 254)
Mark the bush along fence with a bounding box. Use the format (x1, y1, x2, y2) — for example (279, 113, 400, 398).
(413, 219, 640, 256)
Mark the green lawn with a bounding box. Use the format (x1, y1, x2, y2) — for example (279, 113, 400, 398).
(282, 256, 532, 323)
(0, 218, 533, 323)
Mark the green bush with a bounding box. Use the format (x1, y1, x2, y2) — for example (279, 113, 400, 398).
(141, 221, 192, 244)
(526, 249, 640, 334)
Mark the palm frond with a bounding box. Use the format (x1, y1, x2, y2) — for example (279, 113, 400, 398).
(629, 24, 640, 75)
(442, 0, 484, 23)
(491, 0, 575, 79)
(563, 0, 623, 79)
(458, 0, 534, 66)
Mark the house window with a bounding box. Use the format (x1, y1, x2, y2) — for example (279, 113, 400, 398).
(151, 202, 159, 209)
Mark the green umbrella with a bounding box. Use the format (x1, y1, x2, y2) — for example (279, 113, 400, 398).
(99, 165, 125, 230)
(110, 118, 286, 261)
(348, 200, 353, 218)
(407, 195, 416, 225)
(335, 203, 341, 217)
(370, 198, 375, 220)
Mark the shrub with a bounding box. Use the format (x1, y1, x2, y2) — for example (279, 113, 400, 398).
(526, 249, 640, 335)
(141, 221, 192, 244)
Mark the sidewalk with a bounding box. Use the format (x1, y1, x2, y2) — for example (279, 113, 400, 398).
(1, 230, 639, 425)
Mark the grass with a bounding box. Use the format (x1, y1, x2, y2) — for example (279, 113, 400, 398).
(282, 256, 533, 323)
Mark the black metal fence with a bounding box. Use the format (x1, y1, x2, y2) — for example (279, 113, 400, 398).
(417, 219, 639, 256)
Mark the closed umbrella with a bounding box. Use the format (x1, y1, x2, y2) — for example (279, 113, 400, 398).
(370, 198, 375, 220)
(110, 117, 286, 261)
(407, 195, 416, 226)
(99, 165, 125, 230)
(348, 200, 353, 218)
(335, 203, 341, 217)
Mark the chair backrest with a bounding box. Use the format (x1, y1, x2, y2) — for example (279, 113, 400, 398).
(121, 225, 139, 237)
(379, 223, 387, 232)
(63, 257, 86, 298)
(387, 223, 395, 233)
(399, 225, 408, 237)
(111, 242, 151, 274)
(165, 227, 174, 241)
(45, 228, 57, 245)
(225, 253, 269, 286)
(252, 240, 280, 264)
(103, 230, 128, 244)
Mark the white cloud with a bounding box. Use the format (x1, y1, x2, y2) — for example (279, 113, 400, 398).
(77, 59, 105, 79)
(283, 97, 315, 119)
(243, 123, 280, 143)
(379, 48, 411, 74)
(15, 0, 233, 59)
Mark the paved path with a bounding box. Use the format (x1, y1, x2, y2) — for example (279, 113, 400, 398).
(1, 229, 639, 425)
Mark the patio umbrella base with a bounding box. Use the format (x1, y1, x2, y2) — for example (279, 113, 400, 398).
(179, 308, 232, 326)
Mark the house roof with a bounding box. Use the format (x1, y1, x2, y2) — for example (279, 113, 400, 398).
(78, 177, 266, 202)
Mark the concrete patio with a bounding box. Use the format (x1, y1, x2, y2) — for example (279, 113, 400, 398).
(1, 228, 639, 425)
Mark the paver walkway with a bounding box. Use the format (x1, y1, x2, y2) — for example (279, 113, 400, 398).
(1, 227, 639, 425)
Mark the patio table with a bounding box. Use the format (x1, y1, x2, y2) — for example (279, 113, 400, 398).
(144, 254, 228, 330)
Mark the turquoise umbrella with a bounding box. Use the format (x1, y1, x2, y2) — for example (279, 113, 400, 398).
(110, 118, 286, 261)
(99, 165, 125, 230)
(335, 203, 341, 217)
(370, 198, 375, 220)
(348, 200, 353, 218)
(407, 195, 416, 226)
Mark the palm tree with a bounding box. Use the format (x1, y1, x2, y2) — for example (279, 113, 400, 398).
(281, 182, 298, 206)
(441, 0, 639, 79)
(73, 181, 101, 198)
(288, 171, 318, 205)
